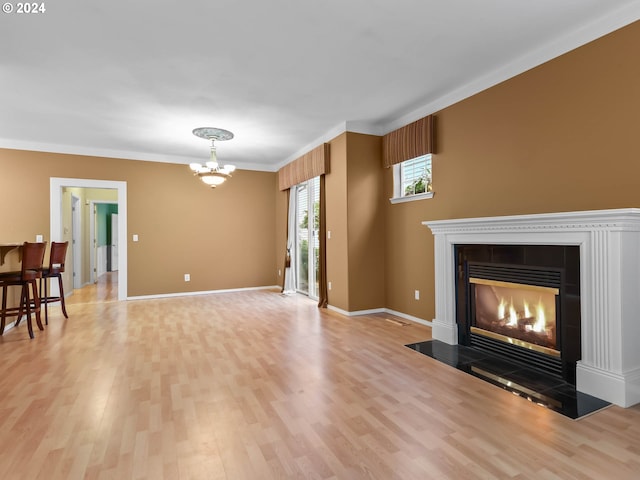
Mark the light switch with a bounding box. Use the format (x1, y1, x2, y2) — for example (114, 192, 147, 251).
(133, 234, 139, 242)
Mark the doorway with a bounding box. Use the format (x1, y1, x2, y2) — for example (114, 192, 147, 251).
(50, 178, 128, 301)
(90, 201, 119, 282)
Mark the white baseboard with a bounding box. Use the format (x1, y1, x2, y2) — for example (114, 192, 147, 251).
(326, 304, 432, 327)
(127, 285, 280, 301)
(327, 305, 385, 316)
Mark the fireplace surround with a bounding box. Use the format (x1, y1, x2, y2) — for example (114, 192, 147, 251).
(424, 209, 640, 408)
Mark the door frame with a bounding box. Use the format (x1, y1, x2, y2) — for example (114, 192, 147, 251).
(71, 195, 82, 289)
(50, 178, 128, 301)
(89, 200, 118, 283)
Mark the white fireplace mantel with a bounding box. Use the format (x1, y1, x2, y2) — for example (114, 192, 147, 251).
(423, 208, 640, 408)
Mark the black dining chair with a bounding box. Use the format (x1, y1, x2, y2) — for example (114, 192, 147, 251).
(0, 241, 47, 339)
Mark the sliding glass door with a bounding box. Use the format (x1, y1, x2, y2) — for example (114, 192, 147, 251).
(295, 177, 320, 298)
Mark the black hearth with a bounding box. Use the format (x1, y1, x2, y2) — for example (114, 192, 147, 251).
(456, 245, 581, 385)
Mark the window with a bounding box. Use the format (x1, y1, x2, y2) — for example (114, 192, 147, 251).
(390, 154, 433, 204)
(295, 177, 320, 298)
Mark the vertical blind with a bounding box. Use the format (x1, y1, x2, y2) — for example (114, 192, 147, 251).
(382, 115, 434, 168)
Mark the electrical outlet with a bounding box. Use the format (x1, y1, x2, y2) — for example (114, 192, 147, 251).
(328, 281, 332, 290)
(414, 290, 420, 300)
(184, 274, 190, 282)
(36, 234, 43, 242)
(278, 269, 282, 276)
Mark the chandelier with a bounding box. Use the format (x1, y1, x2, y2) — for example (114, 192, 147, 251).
(189, 127, 236, 187)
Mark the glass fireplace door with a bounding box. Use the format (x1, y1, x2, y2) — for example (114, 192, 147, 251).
(471, 277, 559, 356)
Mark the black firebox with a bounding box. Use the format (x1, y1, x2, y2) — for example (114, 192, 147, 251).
(455, 244, 581, 385)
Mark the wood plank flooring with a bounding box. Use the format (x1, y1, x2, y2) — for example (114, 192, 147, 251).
(1, 276, 640, 479)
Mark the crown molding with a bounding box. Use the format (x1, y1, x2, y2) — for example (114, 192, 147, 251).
(0, 138, 275, 172)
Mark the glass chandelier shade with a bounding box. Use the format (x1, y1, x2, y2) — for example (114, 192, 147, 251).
(189, 127, 236, 188)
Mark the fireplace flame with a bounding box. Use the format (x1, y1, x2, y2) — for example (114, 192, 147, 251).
(533, 300, 546, 333)
(497, 296, 549, 334)
(498, 299, 506, 321)
(508, 302, 518, 326)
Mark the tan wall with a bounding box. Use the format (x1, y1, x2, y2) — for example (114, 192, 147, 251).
(345, 133, 385, 311)
(325, 133, 349, 310)
(323, 132, 385, 312)
(384, 20, 640, 320)
(0, 149, 278, 297)
(384, 183, 434, 319)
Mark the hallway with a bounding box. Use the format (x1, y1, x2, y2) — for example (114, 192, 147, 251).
(67, 271, 118, 306)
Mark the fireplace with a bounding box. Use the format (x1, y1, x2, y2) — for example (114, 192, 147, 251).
(455, 245, 581, 384)
(424, 209, 640, 408)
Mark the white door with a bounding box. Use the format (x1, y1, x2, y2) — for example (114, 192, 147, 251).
(111, 213, 119, 271)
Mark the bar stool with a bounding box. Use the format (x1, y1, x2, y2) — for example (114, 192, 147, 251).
(0, 241, 47, 339)
(40, 241, 69, 324)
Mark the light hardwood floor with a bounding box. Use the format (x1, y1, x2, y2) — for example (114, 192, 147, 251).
(1, 276, 640, 479)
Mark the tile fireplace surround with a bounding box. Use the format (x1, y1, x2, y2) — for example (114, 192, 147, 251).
(423, 208, 640, 408)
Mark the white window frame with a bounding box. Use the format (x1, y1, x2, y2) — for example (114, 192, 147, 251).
(389, 154, 433, 204)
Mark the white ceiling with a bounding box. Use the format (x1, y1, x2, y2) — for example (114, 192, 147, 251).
(1, 0, 639, 172)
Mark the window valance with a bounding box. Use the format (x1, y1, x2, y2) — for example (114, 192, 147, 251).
(278, 143, 330, 191)
(382, 115, 434, 168)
